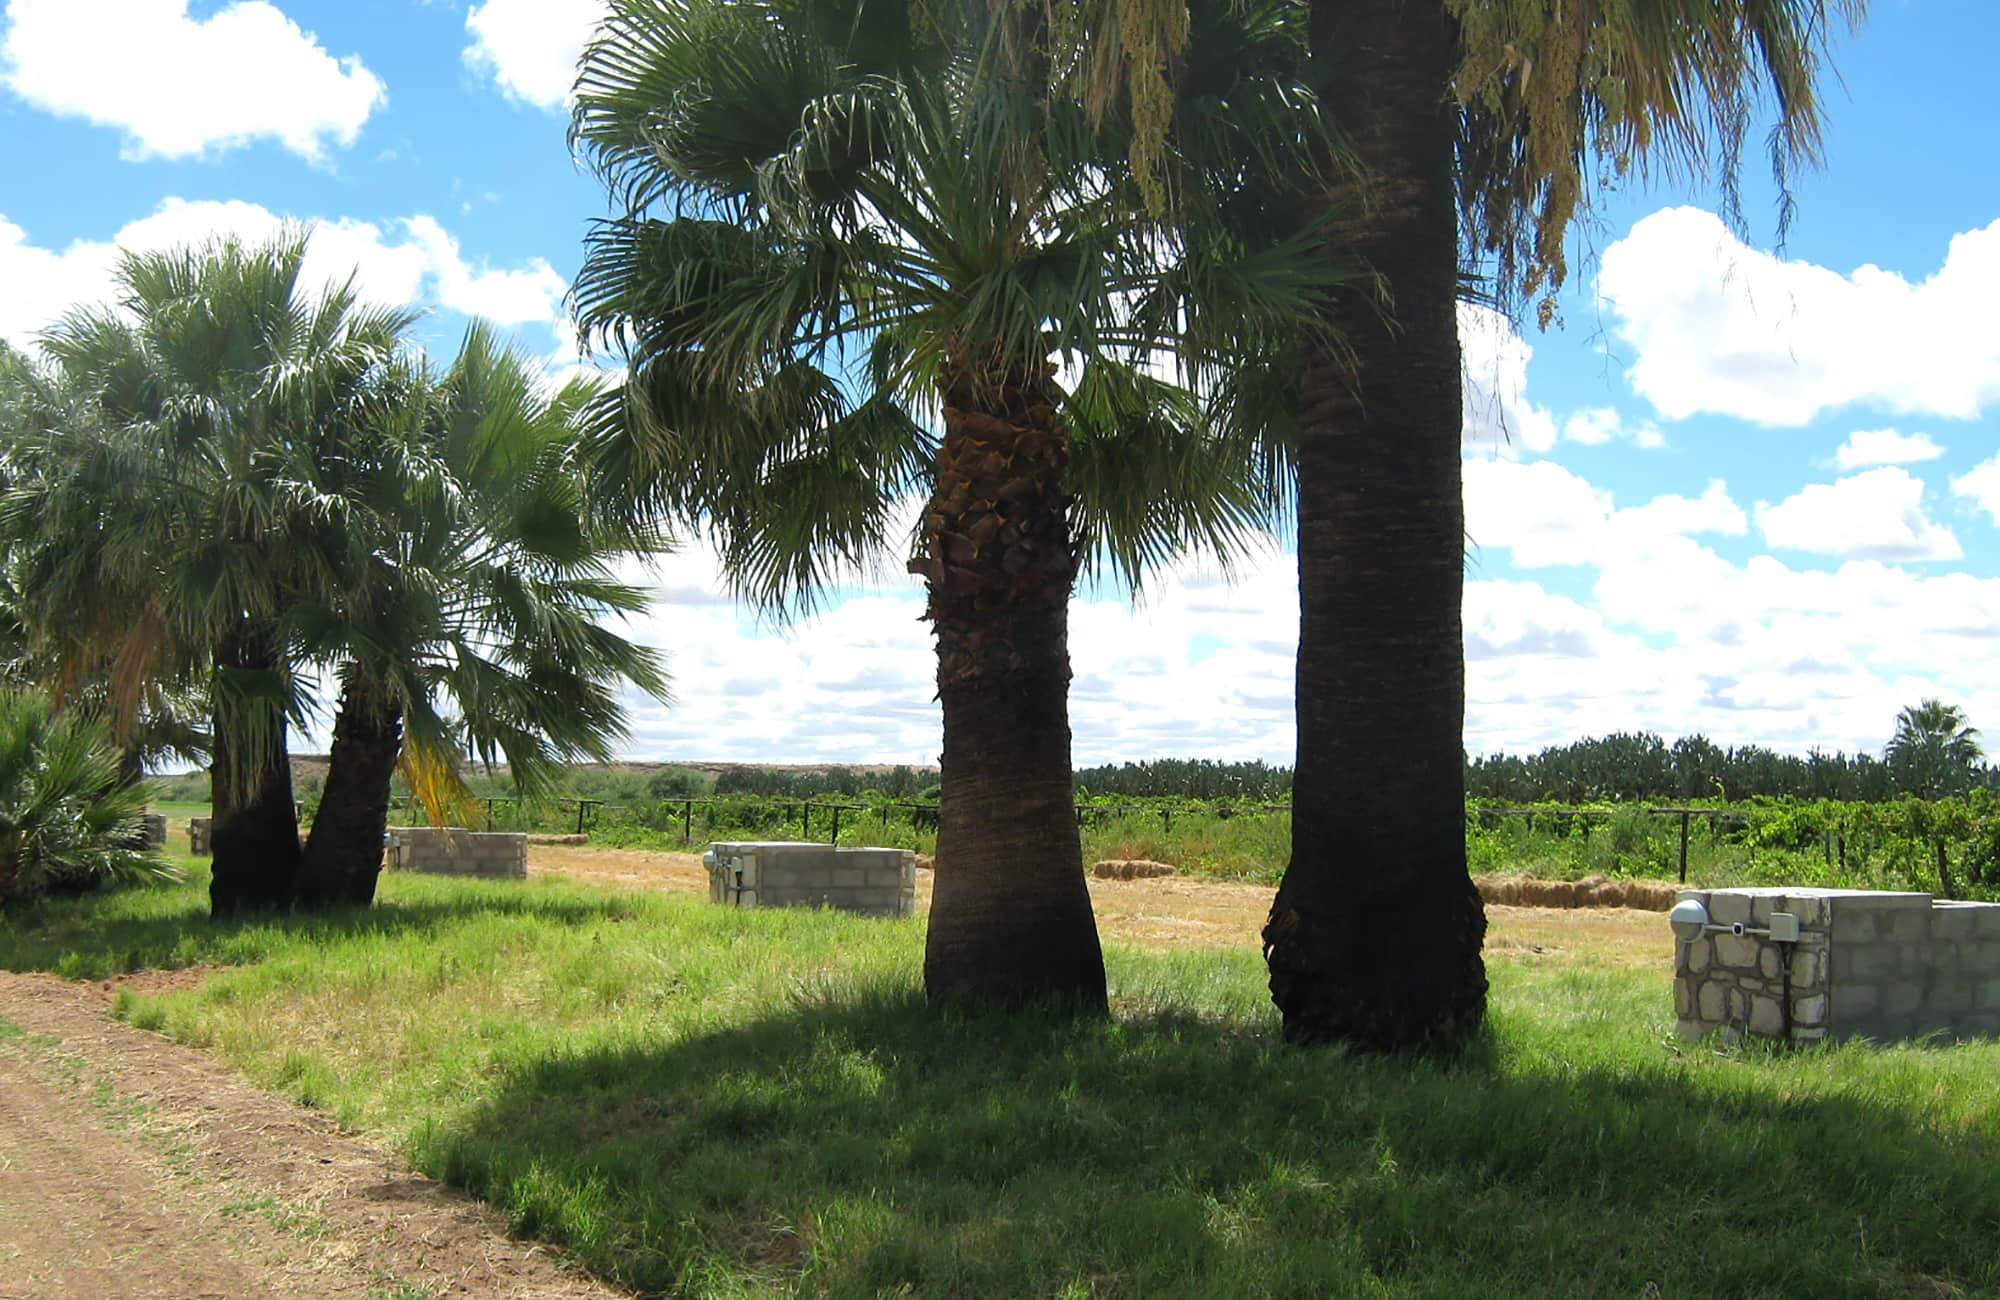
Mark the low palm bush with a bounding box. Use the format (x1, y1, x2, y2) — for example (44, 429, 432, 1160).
(0, 689, 172, 904)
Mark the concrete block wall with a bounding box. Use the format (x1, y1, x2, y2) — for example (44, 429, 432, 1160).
(1832, 896, 2000, 1041)
(386, 827, 528, 879)
(708, 841, 915, 918)
(1675, 888, 2000, 1044)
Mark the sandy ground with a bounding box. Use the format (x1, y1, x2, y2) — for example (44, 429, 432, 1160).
(527, 843, 1674, 969)
(0, 841, 1668, 1299)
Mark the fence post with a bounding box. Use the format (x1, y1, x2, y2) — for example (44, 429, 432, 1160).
(1678, 810, 1691, 883)
(831, 806, 842, 845)
(682, 800, 692, 845)
(801, 802, 810, 837)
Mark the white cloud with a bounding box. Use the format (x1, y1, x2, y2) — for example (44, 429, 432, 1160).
(463, 0, 606, 110)
(1954, 454, 2000, 527)
(590, 445, 2000, 765)
(402, 216, 568, 326)
(0, 0, 385, 161)
(608, 534, 1303, 765)
(1460, 302, 1558, 454)
(1464, 459, 1743, 569)
(0, 200, 568, 353)
(1599, 206, 2000, 425)
(1833, 428, 1945, 471)
(1755, 468, 1962, 562)
(1562, 406, 1665, 450)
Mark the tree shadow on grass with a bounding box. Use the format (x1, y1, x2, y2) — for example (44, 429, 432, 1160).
(0, 869, 653, 979)
(421, 985, 2000, 1299)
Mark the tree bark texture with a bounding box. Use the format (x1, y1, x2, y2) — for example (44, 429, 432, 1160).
(1263, 0, 1488, 1049)
(297, 673, 403, 908)
(208, 623, 301, 916)
(917, 351, 1107, 1013)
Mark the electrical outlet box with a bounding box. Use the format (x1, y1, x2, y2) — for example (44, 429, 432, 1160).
(1768, 912, 1800, 943)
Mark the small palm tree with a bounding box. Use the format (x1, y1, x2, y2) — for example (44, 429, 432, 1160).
(0, 689, 170, 906)
(572, 0, 1328, 1010)
(292, 324, 671, 905)
(1887, 700, 1983, 800)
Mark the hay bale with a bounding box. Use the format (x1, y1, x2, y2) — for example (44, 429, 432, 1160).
(1474, 873, 1675, 912)
(526, 833, 590, 845)
(914, 854, 935, 873)
(1092, 859, 1177, 881)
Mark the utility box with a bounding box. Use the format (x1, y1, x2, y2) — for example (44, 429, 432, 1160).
(706, 841, 916, 918)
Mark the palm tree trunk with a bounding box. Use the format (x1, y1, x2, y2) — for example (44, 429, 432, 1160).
(208, 622, 301, 915)
(1262, 0, 1487, 1049)
(918, 352, 1107, 1013)
(297, 673, 402, 908)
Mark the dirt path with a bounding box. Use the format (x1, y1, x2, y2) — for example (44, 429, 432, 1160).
(0, 971, 628, 1300)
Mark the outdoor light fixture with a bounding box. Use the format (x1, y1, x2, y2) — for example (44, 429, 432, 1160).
(1668, 898, 1800, 943)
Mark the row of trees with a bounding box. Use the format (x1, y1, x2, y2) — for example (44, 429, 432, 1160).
(1468, 704, 1991, 805)
(0, 240, 669, 912)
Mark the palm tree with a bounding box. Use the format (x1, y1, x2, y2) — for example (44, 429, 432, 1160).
(5, 232, 417, 914)
(0, 349, 215, 788)
(572, 0, 1328, 1010)
(292, 325, 671, 906)
(1051, 0, 1863, 1045)
(1887, 700, 1982, 800)
(0, 687, 171, 905)
(1261, 1, 1862, 1048)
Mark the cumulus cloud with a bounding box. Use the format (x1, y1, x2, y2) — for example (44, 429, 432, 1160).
(1833, 428, 1945, 470)
(0, 200, 568, 352)
(1954, 453, 2000, 527)
(0, 0, 385, 161)
(1464, 459, 1743, 569)
(462, 0, 607, 109)
(1599, 206, 2000, 425)
(1460, 302, 1559, 454)
(1464, 544, 2000, 757)
(605, 532, 1303, 765)
(1562, 406, 1665, 449)
(1755, 468, 1962, 562)
(582, 444, 2000, 765)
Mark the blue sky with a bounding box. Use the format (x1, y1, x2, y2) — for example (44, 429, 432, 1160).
(2, 0, 1996, 766)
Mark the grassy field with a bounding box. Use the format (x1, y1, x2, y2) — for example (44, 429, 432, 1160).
(6, 861, 2000, 1297)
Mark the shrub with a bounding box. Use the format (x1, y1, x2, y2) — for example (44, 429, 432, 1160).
(0, 690, 176, 905)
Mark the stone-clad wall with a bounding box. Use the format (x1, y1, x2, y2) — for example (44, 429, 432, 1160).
(1676, 888, 2000, 1044)
(189, 816, 212, 856)
(707, 841, 915, 918)
(386, 827, 528, 879)
(1675, 889, 1833, 1043)
(141, 813, 167, 849)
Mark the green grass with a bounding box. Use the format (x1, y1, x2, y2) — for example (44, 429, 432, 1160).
(9, 866, 2000, 1297)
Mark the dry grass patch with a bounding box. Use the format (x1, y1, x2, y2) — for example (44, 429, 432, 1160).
(1476, 872, 1678, 912)
(1092, 859, 1177, 880)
